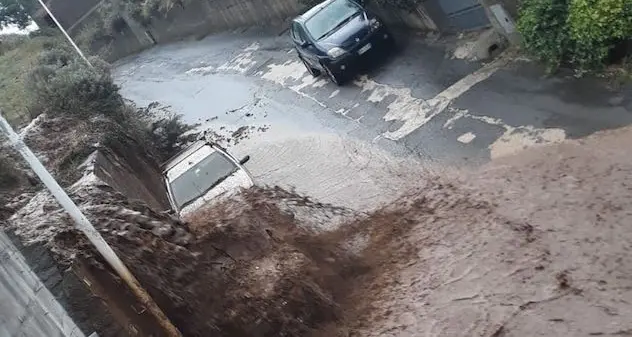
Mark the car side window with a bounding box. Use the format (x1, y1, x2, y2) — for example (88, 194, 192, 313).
(291, 23, 304, 44)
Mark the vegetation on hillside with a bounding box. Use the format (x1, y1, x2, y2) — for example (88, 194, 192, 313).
(25, 41, 195, 160)
(0, 34, 62, 125)
(0, 32, 194, 185)
(518, 0, 632, 73)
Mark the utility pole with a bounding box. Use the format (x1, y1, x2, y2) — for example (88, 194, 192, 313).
(35, 0, 93, 67)
(0, 113, 182, 337)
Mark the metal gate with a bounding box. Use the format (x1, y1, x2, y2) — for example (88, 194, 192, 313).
(436, 0, 490, 31)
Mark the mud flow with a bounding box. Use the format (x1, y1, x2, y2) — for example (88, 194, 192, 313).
(4, 122, 632, 336)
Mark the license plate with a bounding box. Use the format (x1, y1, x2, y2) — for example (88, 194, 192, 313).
(358, 43, 372, 55)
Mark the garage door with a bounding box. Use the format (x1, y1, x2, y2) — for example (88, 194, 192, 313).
(437, 0, 490, 31)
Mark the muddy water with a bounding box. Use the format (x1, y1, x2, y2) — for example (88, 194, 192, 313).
(346, 127, 632, 336)
(229, 131, 435, 215)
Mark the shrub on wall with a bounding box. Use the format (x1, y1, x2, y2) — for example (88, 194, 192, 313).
(517, 0, 571, 72)
(568, 0, 632, 70)
(518, 0, 632, 72)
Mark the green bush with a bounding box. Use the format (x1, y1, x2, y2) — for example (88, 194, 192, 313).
(518, 0, 632, 72)
(26, 47, 124, 119)
(145, 113, 197, 162)
(517, 0, 571, 72)
(568, 0, 632, 70)
(24, 43, 194, 168)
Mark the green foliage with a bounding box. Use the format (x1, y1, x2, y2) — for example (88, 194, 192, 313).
(568, 0, 632, 70)
(517, 0, 571, 72)
(145, 113, 197, 162)
(20, 42, 194, 165)
(0, 34, 26, 55)
(26, 46, 124, 119)
(518, 0, 632, 72)
(0, 34, 61, 126)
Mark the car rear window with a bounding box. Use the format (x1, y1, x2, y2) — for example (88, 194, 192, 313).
(305, 0, 361, 40)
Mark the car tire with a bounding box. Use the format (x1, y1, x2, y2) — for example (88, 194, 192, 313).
(322, 63, 345, 86)
(299, 55, 320, 77)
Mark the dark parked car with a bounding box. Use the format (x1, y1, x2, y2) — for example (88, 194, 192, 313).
(290, 0, 394, 85)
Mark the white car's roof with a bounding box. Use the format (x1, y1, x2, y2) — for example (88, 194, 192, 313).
(165, 143, 219, 183)
(162, 140, 209, 174)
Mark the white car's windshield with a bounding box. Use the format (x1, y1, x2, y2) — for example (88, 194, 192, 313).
(169, 151, 238, 209)
(305, 0, 361, 40)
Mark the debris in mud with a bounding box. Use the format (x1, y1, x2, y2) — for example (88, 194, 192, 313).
(231, 125, 249, 139)
(202, 123, 270, 147)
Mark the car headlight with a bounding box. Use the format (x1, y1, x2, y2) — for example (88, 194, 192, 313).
(327, 47, 346, 59)
(370, 18, 381, 30)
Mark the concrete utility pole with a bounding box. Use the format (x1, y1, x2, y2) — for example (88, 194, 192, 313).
(35, 0, 93, 67)
(0, 113, 182, 337)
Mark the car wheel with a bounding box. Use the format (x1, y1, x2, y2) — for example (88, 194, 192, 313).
(323, 63, 344, 86)
(299, 55, 320, 77)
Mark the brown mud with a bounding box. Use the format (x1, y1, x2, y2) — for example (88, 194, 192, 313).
(4, 118, 632, 336)
(342, 127, 632, 336)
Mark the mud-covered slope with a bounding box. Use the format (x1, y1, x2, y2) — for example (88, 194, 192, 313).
(6, 176, 362, 336)
(5, 112, 632, 336)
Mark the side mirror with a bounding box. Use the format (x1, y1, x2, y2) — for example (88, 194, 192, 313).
(239, 155, 250, 165)
(300, 40, 311, 48)
(162, 209, 177, 216)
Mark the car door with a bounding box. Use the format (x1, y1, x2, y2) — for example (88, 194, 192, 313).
(292, 22, 319, 68)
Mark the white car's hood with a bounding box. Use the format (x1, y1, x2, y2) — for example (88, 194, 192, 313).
(179, 169, 253, 217)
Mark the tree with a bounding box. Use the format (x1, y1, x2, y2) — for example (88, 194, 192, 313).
(0, 0, 37, 29)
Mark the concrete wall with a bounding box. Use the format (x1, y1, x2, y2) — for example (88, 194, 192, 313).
(34, 0, 443, 61)
(92, 146, 171, 211)
(0, 231, 85, 337)
(369, 1, 439, 31)
(146, 0, 303, 43)
(32, 0, 524, 61)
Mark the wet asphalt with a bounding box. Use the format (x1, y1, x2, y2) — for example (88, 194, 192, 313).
(113, 26, 632, 209)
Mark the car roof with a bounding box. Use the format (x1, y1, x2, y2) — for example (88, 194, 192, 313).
(162, 140, 213, 173)
(294, 0, 337, 23)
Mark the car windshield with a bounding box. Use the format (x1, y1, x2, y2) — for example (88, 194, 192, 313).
(305, 0, 361, 40)
(169, 150, 238, 209)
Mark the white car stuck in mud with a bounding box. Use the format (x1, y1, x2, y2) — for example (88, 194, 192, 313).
(162, 141, 254, 216)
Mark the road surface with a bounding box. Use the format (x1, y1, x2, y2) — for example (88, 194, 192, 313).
(113, 26, 632, 209)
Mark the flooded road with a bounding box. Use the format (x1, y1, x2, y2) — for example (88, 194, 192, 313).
(114, 26, 632, 209)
